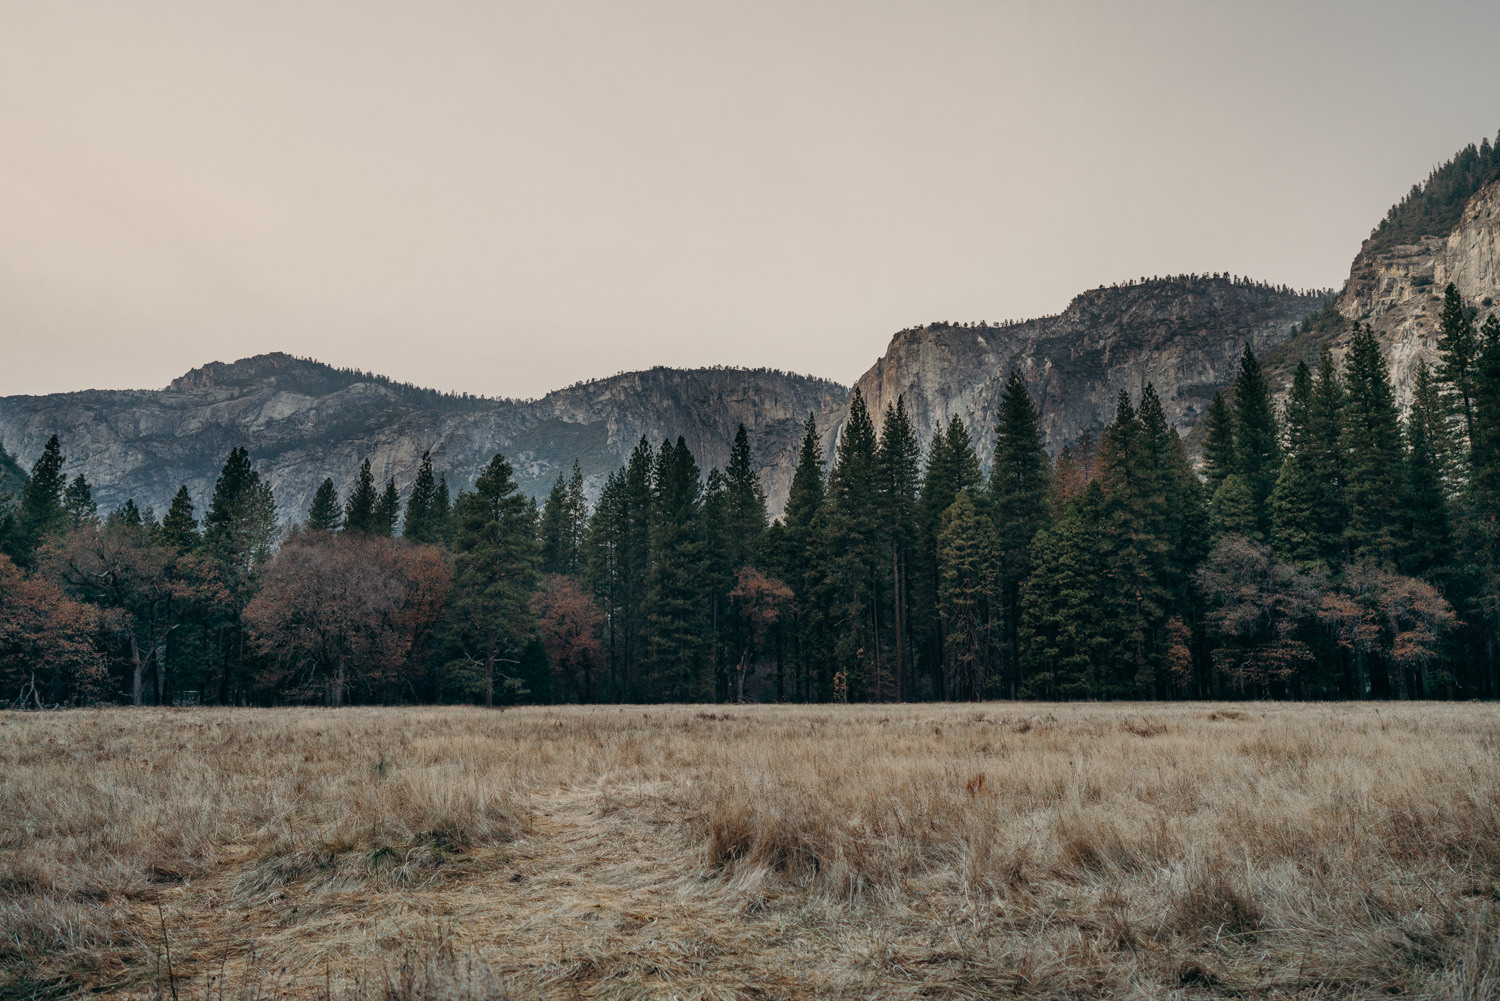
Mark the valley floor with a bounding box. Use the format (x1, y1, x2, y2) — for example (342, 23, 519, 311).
(2, 703, 1499, 1000)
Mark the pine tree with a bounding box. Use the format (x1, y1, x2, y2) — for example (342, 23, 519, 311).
(1211, 474, 1258, 539)
(938, 490, 996, 700)
(377, 479, 400, 537)
(564, 461, 588, 573)
(773, 414, 829, 701)
(876, 397, 921, 699)
(1232, 344, 1281, 537)
(307, 478, 342, 533)
(701, 466, 735, 699)
(1200, 393, 1237, 496)
(10, 434, 68, 564)
(63, 475, 97, 529)
(988, 371, 1051, 696)
(1342, 324, 1406, 566)
(641, 438, 709, 701)
(342, 459, 379, 535)
(1269, 458, 1323, 565)
(826, 389, 883, 699)
(915, 415, 981, 698)
(1437, 282, 1480, 451)
(1404, 360, 1454, 576)
(402, 453, 440, 544)
(107, 498, 144, 530)
(538, 471, 570, 574)
(1308, 346, 1349, 564)
(203, 447, 278, 576)
(725, 425, 767, 571)
(448, 453, 540, 706)
(159, 486, 200, 551)
(1020, 483, 1111, 699)
(433, 475, 453, 544)
(1096, 390, 1169, 696)
(202, 446, 278, 703)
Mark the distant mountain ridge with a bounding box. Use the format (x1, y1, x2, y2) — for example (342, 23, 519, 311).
(844, 276, 1331, 464)
(0, 360, 846, 522)
(7, 132, 1500, 520)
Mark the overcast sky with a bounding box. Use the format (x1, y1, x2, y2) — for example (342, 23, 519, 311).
(3, 1, 1499, 399)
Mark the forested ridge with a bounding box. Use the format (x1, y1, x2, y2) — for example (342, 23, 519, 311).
(1365, 131, 1500, 254)
(4, 284, 1500, 706)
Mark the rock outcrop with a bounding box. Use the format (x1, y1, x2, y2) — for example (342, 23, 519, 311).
(0, 359, 845, 522)
(846, 278, 1329, 461)
(1326, 178, 1500, 404)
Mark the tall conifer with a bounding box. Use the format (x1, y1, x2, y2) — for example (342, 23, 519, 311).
(307, 478, 342, 533)
(989, 372, 1050, 696)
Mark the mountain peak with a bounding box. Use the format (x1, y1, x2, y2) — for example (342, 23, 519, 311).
(167, 353, 341, 393)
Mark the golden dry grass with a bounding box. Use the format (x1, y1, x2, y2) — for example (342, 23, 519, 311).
(2, 703, 1499, 1000)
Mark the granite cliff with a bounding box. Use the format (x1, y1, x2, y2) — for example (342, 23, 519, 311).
(0, 360, 845, 523)
(845, 278, 1330, 462)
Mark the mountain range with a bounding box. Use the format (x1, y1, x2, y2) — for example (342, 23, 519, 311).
(3, 136, 1498, 519)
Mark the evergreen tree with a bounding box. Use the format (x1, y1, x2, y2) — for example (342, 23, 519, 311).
(1307, 346, 1349, 563)
(825, 389, 884, 699)
(701, 466, 736, 699)
(1140, 384, 1210, 590)
(1437, 282, 1480, 451)
(107, 498, 144, 530)
(988, 371, 1051, 696)
(201, 446, 278, 703)
(1283, 362, 1316, 457)
(376, 479, 400, 537)
(1095, 390, 1169, 696)
(1269, 458, 1323, 565)
(1200, 392, 1237, 496)
(938, 490, 996, 700)
(772, 414, 829, 701)
(915, 415, 981, 699)
(725, 425, 768, 570)
(1404, 360, 1454, 576)
(402, 453, 441, 544)
(447, 453, 540, 706)
(1231, 344, 1281, 537)
(342, 459, 379, 535)
(876, 397, 921, 699)
(202, 447, 278, 576)
(538, 471, 570, 574)
(306, 478, 342, 533)
(641, 438, 709, 701)
(1341, 324, 1406, 565)
(433, 475, 453, 544)
(1020, 483, 1111, 699)
(1270, 343, 1336, 568)
(159, 486, 200, 552)
(62, 475, 97, 529)
(1211, 474, 1258, 539)
(10, 434, 68, 564)
(564, 461, 588, 573)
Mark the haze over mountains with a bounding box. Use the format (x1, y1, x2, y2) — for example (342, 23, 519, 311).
(3, 137, 1499, 520)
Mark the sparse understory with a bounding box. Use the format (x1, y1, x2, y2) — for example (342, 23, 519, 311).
(2, 704, 1498, 1000)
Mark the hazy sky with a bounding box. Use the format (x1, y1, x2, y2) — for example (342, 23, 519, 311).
(4, 1, 1499, 399)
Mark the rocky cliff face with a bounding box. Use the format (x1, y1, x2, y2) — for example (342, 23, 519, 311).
(0, 359, 845, 523)
(847, 279, 1330, 461)
(1327, 178, 1500, 404)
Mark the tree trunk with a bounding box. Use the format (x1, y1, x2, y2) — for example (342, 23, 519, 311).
(484, 631, 497, 707)
(129, 633, 145, 707)
(154, 643, 167, 706)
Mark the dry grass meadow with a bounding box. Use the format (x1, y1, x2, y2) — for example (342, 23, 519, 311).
(2, 703, 1499, 1000)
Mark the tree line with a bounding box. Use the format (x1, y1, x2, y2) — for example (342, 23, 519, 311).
(3, 283, 1499, 705)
